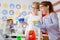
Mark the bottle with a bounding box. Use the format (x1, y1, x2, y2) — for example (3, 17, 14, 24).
(27, 30, 36, 40)
(18, 15, 24, 23)
(16, 36, 22, 40)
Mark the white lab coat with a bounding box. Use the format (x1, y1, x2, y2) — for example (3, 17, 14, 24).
(40, 12, 60, 40)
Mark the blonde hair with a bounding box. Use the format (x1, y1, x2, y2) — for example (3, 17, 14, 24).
(32, 2, 40, 10)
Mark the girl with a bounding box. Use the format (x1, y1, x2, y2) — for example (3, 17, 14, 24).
(39, 1, 60, 40)
(21, 2, 42, 40)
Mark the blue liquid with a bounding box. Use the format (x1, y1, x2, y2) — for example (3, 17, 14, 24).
(18, 18, 24, 23)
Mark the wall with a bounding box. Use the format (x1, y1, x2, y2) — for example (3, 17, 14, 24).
(0, 0, 42, 29)
(0, 0, 60, 32)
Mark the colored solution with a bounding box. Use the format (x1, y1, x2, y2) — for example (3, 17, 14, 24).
(18, 18, 24, 23)
(16, 36, 22, 40)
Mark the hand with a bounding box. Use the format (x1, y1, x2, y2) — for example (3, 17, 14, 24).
(38, 22, 42, 27)
(38, 23, 46, 28)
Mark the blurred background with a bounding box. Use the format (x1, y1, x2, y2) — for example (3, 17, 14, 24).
(0, 0, 60, 40)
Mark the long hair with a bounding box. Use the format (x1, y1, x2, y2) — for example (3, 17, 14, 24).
(40, 1, 54, 13)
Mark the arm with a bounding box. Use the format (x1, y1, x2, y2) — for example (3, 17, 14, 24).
(46, 13, 59, 29)
(38, 13, 58, 29)
(38, 22, 46, 28)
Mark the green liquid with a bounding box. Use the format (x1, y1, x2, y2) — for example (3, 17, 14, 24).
(16, 36, 22, 40)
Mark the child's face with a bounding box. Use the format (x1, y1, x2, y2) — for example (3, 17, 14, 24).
(7, 20, 13, 25)
(32, 4, 39, 13)
(9, 20, 13, 24)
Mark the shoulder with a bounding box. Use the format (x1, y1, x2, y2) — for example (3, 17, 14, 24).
(50, 12, 57, 17)
(50, 12, 58, 20)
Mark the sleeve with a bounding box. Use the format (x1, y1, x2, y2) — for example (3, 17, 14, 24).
(46, 13, 59, 29)
(38, 13, 59, 29)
